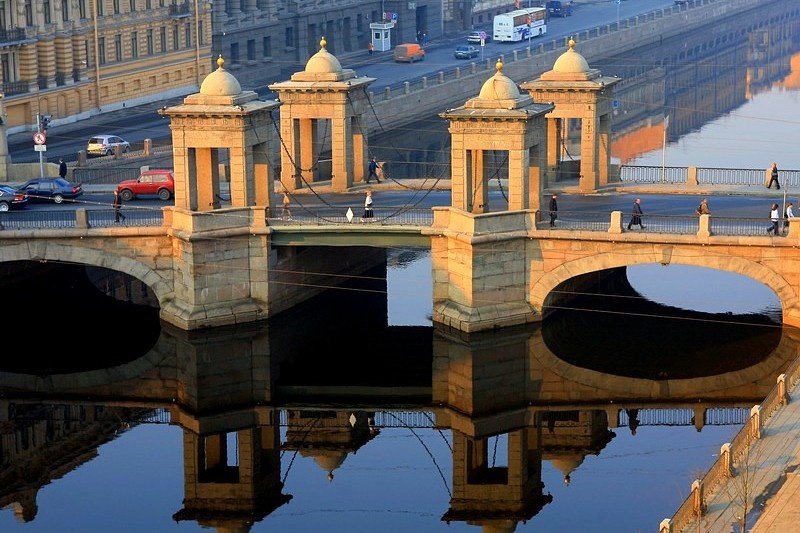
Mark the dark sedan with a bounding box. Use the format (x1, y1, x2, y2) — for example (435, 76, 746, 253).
(0, 185, 29, 211)
(454, 45, 480, 59)
(17, 178, 84, 204)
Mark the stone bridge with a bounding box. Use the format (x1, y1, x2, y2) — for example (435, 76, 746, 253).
(3, 204, 800, 332)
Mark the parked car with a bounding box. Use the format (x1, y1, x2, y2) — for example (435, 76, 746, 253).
(546, 0, 573, 17)
(87, 134, 131, 157)
(0, 185, 29, 211)
(393, 43, 425, 63)
(467, 30, 490, 44)
(16, 178, 83, 204)
(116, 169, 175, 201)
(454, 45, 480, 59)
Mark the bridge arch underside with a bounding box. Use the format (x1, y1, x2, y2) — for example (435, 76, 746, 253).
(0, 240, 172, 311)
(532, 243, 800, 328)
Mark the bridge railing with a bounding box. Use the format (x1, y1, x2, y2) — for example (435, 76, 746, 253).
(268, 206, 434, 226)
(0, 207, 789, 236)
(620, 165, 800, 187)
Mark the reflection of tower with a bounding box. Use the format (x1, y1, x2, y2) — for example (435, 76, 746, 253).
(282, 410, 378, 481)
(539, 410, 615, 485)
(442, 427, 552, 530)
(173, 421, 291, 529)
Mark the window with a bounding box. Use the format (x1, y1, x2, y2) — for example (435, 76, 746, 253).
(79, 0, 86, 19)
(62, 0, 68, 21)
(24, 0, 32, 26)
(230, 42, 239, 63)
(98, 36, 106, 64)
(113, 0, 120, 14)
(1, 53, 11, 84)
(96, 0, 104, 16)
(130, 0, 136, 11)
(285, 26, 293, 48)
(198, 19, 203, 45)
(262, 36, 271, 57)
(114, 34, 122, 61)
(172, 26, 178, 51)
(247, 39, 255, 61)
(184, 22, 191, 48)
(43, 0, 51, 23)
(146, 0, 151, 8)
(130, 32, 138, 58)
(146, 29, 153, 55)
(159, 26, 166, 52)
(0, 2, 6, 29)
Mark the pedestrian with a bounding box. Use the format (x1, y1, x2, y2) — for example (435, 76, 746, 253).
(58, 158, 67, 179)
(767, 202, 780, 235)
(628, 198, 645, 230)
(362, 190, 374, 221)
(367, 41, 374, 55)
(113, 190, 126, 223)
(366, 157, 381, 184)
(548, 193, 558, 227)
(784, 202, 795, 233)
(422, 32, 428, 46)
(695, 198, 710, 215)
(767, 162, 780, 190)
(281, 191, 292, 220)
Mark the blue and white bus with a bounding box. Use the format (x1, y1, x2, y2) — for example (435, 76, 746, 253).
(493, 7, 547, 42)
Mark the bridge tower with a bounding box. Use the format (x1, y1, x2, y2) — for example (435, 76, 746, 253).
(269, 37, 376, 193)
(521, 38, 620, 193)
(160, 55, 281, 211)
(440, 60, 553, 213)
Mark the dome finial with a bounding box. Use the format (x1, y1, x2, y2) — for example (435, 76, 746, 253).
(320, 36, 327, 50)
(495, 59, 503, 73)
(568, 37, 576, 50)
(216, 55, 224, 69)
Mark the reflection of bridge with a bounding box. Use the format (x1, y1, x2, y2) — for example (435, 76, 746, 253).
(0, 320, 795, 531)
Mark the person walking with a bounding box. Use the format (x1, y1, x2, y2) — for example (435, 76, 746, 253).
(767, 162, 780, 189)
(548, 194, 558, 227)
(366, 157, 381, 184)
(281, 191, 292, 220)
(767, 202, 780, 235)
(784, 202, 795, 233)
(112, 190, 126, 223)
(367, 41, 374, 55)
(58, 158, 67, 179)
(628, 198, 645, 230)
(362, 190, 374, 221)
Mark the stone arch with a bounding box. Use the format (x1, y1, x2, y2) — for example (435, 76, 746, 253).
(0, 241, 173, 310)
(530, 244, 799, 324)
(528, 326, 797, 399)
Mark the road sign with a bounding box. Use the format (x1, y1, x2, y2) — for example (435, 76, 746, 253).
(480, 38, 485, 46)
(34, 144, 46, 152)
(479, 31, 487, 40)
(33, 131, 46, 145)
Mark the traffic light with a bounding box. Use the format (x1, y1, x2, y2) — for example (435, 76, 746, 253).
(39, 114, 51, 131)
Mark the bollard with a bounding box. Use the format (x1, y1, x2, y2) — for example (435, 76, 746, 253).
(438, 71, 444, 83)
(404, 81, 410, 94)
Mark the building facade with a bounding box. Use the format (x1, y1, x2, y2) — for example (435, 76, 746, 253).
(0, 0, 212, 133)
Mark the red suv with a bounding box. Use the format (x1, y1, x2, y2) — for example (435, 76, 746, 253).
(117, 169, 174, 201)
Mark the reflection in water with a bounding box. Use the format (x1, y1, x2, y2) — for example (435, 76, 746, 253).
(1, 255, 799, 532)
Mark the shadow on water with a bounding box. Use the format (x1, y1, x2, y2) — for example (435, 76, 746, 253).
(542, 266, 783, 380)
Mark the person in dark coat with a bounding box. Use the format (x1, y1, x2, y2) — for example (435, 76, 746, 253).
(628, 198, 645, 230)
(548, 194, 558, 227)
(59, 158, 67, 179)
(113, 190, 126, 223)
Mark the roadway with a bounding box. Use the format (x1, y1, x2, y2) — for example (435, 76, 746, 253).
(4, 0, 676, 165)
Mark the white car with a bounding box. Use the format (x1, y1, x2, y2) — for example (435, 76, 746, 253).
(87, 134, 130, 156)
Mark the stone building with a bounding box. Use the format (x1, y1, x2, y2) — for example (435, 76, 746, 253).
(0, 0, 212, 133)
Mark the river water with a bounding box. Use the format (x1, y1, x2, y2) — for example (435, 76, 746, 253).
(3, 13, 800, 533)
